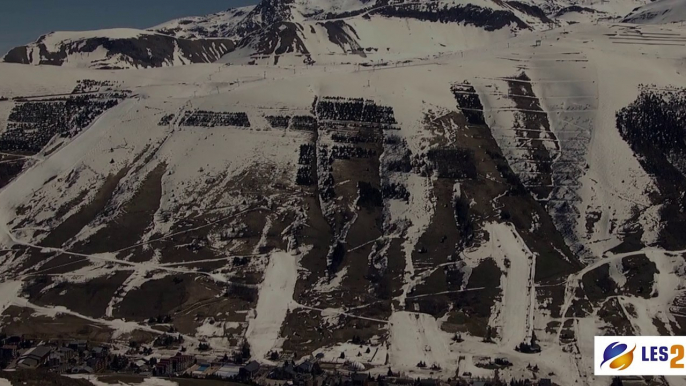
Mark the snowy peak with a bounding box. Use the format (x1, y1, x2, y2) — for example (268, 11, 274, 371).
(225, 0, 557, 64)
(537, 0, 650, 21)
(151, 6, 256, 39)
(3, 29, 235, 69)
(623, 0, 686, 24)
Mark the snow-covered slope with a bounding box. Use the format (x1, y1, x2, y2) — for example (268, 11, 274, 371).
(538, 0, 650, 22)
(3, 29, 234, 69)
(4, 1, 686, 385)
(623, 0, 686, 24)
(2, 20, 686, 385)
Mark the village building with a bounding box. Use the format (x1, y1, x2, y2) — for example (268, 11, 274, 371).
(17, 346, 52, 369)
(215, 364, 242, 379)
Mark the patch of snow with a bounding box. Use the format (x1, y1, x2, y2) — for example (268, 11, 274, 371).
(388, 311, 456, 378)
(245, 250, 299, 363)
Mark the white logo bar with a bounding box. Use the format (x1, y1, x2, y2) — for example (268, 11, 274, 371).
(595, 336, 686, 376)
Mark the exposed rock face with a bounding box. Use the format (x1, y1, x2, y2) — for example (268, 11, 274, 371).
(371, 3, 532, 31)
(152, 6, 256, 39)
(623, 0, 686, 24)
(4, 31, 234, 69)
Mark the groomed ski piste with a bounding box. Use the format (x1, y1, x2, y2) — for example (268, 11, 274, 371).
(1, 7, 686, 385)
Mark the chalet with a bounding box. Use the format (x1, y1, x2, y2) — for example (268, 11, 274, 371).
(58, 347, 75, 362)
(68, 340, 88, 352)
(17, 346, 52, 369)
(216, 364, 241, 379)
(48, 352, 64, 367)
(86, 357, 108, 373)
(155, 353, 194, 376)
(155, 359, 172, 376)
(132, 359, 150, 373)
(91, 346, 109, 358)
(296, 360, 314, 373)
(71, 365, 94, 374)
(47, 347, 75, 372)
(170, 354, 194, 373)
(269, 361, 297, 380)
(241, 360, 261, 378)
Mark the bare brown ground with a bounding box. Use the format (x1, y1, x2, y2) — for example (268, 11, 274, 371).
(1, 306, 113, 342)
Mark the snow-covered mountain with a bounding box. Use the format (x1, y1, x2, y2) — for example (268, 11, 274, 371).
(3, 2, 686, 386)
(5, 0, 558, 69)
(624, 0, 686, 24)
(3, 29, 235, 69)
(3, 0, 658, 69)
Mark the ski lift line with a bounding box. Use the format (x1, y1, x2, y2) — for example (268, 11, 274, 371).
(495, 142, 564, 148)
(493, 134, 562, 139)
(496, 140, 562, 146)
(493, 134, 589, 140)
(556, 117, 595, 133)
(496, 57, 590, 63)
(405, 287, 486, 300)
(297, 304, 390, 325)
(514, 107, 595, 114)
(609, 36, 686, 42)
(494, 134, 588, 141)
(477, 76, 595, 83)
(498, 138, 589, 146)
(460, 107, 542, 113)
(545, 199, 583, 204)
(523, 184, 581, 188)
(515, 64, 592, 69)
(514, 170, 583, 176)
(507, 158, 586, 165)
(461, 107, 597, 114)
(612, 41, 685, 46)
(510, 158, 584, 167)
(497, 54, 589, 59)
(498, 157, 559, 163)
(490, 125, 590, 133)
(502, 51, 584, 56)
(612, 30, 685, 37)
(451, 91, 598, 100)
(497, 143, 587, 149)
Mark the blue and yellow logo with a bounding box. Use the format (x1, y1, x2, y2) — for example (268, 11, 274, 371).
(601, 342, 636, 370)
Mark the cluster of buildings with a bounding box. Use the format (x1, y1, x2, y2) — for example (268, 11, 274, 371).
(1, 338, 109, 374)
(0, 335, 265, 383)
(0, 336, 558, 386)
(183, 359, 260, 379)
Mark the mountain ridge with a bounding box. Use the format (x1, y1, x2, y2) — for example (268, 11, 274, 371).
(3, 29, 234, 69)
(1, 2, 686, 384)
(623, 0, 686, 24)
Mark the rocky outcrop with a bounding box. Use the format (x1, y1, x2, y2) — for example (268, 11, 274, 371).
(3, 31, 234, 69)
